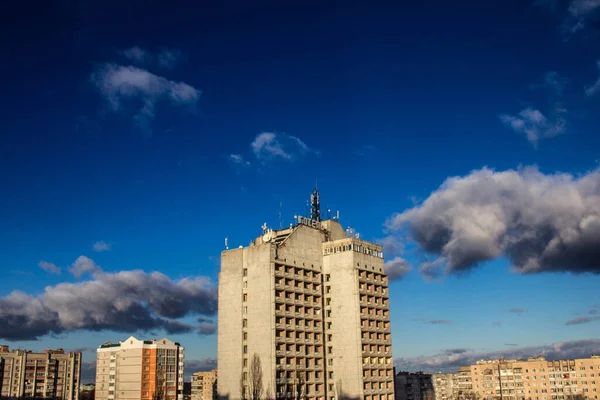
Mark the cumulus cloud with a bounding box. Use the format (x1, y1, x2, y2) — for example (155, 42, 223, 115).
(91, 63, 200, 133)
(499, 108, 566, 147)
(395, 339, 600, 373)
(38, 261, 61, 275)
(386, 166, 600, 279)
(565, 316, 600, 325)
(585, 61, 600, 96)
(384, 257, 412, 281)
(251, 132, 316, 162)
(93, 241, 111, 252)
(0, 256, 217, 341)
(69, 255, 102, 279)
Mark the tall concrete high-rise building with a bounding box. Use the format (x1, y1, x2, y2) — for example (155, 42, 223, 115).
(0, 346, 81, 399)
(95, 336, 184, 400)
(218, 189, 395, 400)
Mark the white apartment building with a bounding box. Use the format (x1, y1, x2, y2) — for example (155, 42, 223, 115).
(95, 336, 184, 400)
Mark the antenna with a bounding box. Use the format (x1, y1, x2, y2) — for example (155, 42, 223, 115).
(310, 187, 321, 221)
(278, 201, 283, 229)
(225, 237, 229, 250)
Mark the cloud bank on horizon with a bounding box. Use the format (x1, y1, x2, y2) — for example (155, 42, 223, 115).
(385, 166, 600, 280)
(395, 339, 600, 373)
(0, 256, 217, 341)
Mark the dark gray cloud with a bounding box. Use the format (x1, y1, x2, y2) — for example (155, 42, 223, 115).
(184, 358, 218, 380)
(80, 360, 97, 384)
(443, 348, 469, 355)
(565, 316, 600, 325)
(492, 321, 503, 327)
(0, 256, 217, 340)
(384, 257, 412, 281)
(386, 167, 600, 279)
(395, 339, 600, 374)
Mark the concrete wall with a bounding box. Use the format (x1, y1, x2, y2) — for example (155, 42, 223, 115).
(218, 248, 244, 400)
(324, 249, 363, 399)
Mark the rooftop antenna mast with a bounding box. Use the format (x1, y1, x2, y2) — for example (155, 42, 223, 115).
(278, 201, 283, 229)
(310, 187, 321, 221)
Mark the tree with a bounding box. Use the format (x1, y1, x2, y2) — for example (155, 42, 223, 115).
(335, 380, 346, 400)
(248, 354, 264, 400)
(294, 371, 305, 400)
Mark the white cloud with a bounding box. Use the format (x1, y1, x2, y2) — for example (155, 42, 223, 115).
(91, 63, 200, 132)
(229, 154, 251, 166)
(38, 261, 61, 275)
(499, 107, 566, 147)
(385, 166, 600, 278)
(92, 241, 111, 252)
(251, 132, 315, 162)
(585, 61, 600, 96)
(69, 255, 102, 279)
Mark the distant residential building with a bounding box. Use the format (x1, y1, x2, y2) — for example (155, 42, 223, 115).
(191, 370, 217, 400)
(95, 336, 184, 400)
(0, 346, 81, 399)
(433, 373, 456, 400)
(395, 371, 434, 400)
(431, 355, 600, 400)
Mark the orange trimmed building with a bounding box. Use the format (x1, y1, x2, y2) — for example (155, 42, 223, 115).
(95, 336, 184, 400)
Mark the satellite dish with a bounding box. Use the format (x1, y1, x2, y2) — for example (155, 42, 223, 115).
(263, 231, 273, 242)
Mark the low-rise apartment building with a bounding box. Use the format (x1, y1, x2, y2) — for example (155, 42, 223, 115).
(191, 370, 217, 400)
(432, 356, 600, 400)
(0, 346, 81, 399)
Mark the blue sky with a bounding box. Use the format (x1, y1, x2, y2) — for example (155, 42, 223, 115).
(1, 0, 600, 381)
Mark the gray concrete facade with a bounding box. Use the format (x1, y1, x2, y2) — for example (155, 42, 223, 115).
(218, 213, 394, 400)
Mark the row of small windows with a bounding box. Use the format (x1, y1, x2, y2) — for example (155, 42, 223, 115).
(276, 329, 322, 342)
(323, 243, 383, 258)
(275, 264, 321, 279)
(275, 277, 322, 292)
(362, 331, 392, 341)
(360, 307, 389, 318)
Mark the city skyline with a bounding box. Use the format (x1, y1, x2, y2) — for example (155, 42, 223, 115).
(1, 0, 600, 385)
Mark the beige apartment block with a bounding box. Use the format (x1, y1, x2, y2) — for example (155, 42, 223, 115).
(191, 370, 217, 400)
(0, 346, 81, 399)
(431, 355, 600, 400)
(95, 336, 184, 400)
(218, 190, 395, 400)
